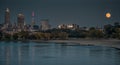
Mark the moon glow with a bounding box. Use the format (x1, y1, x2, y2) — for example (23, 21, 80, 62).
(106, 12, 111, 18)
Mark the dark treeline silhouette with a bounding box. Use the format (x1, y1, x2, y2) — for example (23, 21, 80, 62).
(0, 22, 120, 40)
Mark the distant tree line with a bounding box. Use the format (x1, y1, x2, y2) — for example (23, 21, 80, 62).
(0, 22, 120, 40)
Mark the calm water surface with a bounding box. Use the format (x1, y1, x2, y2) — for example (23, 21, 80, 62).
(0, 41, 120, 65)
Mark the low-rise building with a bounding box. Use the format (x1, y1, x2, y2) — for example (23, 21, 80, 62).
(58, 24, 79, 30)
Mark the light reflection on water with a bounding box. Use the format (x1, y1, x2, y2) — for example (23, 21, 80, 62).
(0, 41, 120, 65)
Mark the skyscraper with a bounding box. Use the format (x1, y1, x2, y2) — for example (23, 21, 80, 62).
(17, 13, 25, 30)
(40, 19, 51, 31)
(31, 11, 35, 26)
(5, 8, 10, 25)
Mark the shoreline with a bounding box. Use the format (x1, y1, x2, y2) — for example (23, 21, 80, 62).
(0, 39, 120, 49)
(31, 39, 120, 49)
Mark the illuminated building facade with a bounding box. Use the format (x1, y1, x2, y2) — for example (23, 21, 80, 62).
(17, 13, 25, 30)
(31, 11, 35, 26)
(5, 8, 10, 25)
(58, 24, 79, 30)
(40, 19, 51, 31)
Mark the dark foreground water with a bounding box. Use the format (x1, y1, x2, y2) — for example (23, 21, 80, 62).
(0, 41, 120, 65)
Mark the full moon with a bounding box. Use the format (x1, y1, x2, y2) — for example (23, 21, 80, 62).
(106, 12, 111, 18)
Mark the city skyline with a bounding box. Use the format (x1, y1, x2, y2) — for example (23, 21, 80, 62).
(0, 0, 120, 28)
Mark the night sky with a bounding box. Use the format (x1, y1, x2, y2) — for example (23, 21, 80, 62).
(0, 0, 120, 28)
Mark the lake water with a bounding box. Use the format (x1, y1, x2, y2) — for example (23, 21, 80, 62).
(0, 41, 120, 65)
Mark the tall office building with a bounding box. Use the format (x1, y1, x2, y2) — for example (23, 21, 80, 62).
(40, 19, 51, 31)
(5, 8, 10, 25)
(17, 13, 25, 29)
(31, 11, 35, 26)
